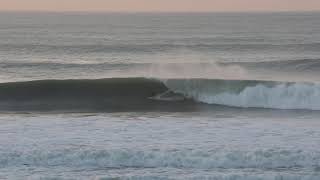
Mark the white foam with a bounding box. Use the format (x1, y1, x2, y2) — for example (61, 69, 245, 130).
(166, 79, 320, 110)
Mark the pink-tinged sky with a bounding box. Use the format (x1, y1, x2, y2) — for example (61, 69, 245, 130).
(0, 0, 320, 12)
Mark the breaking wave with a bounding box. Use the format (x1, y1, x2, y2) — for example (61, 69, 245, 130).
(1, 78, 320, 111)
(165, 79, 320, 110)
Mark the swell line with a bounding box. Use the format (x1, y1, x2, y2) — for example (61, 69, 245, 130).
(1, 77, 320, 111)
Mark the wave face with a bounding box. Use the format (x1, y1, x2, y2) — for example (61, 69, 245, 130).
(165, 79, 320, 110)
(1, 78, 320, 111)
(0, 78, 187, 112)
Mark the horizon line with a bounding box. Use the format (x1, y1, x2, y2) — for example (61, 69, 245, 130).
(1, 9, 320, 14)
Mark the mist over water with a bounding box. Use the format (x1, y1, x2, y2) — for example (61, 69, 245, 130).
(1, 12, 320, 179)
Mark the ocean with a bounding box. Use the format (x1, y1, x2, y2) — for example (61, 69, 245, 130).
(1, 12, 320, 180)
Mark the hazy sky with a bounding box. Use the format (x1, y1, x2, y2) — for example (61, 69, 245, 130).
(0, 0, 320, 12)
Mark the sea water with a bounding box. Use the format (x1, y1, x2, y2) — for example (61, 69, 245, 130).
(1, 12, 320, 179)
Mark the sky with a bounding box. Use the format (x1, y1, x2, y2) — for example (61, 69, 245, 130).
(0, 0, 320, 12)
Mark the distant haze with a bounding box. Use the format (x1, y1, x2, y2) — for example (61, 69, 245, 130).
(0, 0, 320, 12)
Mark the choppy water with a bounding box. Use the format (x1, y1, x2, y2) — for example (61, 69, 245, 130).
(1, 12, 320, 179)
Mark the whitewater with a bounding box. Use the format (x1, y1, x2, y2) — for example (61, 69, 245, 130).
(165, 79, 320, 110)
(1, 12, 320, 179)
